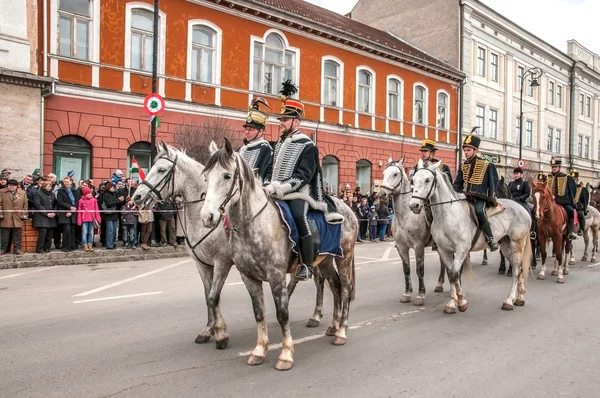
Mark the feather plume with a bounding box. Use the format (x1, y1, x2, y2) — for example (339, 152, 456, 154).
(250, 97, 271, 112)
(279, 79, 298, 101)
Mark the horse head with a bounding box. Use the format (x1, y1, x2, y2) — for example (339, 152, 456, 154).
(200, 138, 257, 228)
(409, 158, 443, 214)
(532, 182, 553, 220)
(378, 156, 408, 201)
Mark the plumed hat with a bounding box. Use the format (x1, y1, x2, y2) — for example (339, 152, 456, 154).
(536, 172, 547, 183)
(570, 170, 579, 178)
(278, 79, 303, 120)
(462, 127, 481, 150)
(420, 139, 438, 152)
(550, 156, 562, 166)
(243, 97, 271, 130)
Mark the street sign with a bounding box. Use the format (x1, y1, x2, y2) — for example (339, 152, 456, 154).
(517, 159, 527, 168)
(480, 152, 500, 164)
(143, 93, 165, 116)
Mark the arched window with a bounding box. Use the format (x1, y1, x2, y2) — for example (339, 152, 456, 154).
(58, 0, 92, 60)
(414, 84, 427, 124)
(323, 60, 341, 107)
(191, 26, 216, 83)
(53, 135, 91, 180)
(356, 159, 372, 192)
(437, 91, 449, 129)
(357, 69, 374, 113)
(387, 77, 403, 119)
(127, 142, 151, 177)
(130, 9, 154, 72)
(252, 31, 297, 95)
(322, 155, 339, 195)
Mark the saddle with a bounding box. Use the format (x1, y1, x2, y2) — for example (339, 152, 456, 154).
(467, 202, 505, 249)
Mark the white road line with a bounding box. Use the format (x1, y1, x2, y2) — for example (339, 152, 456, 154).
(0, 266, 59, 280)
(354, 256, 381, 261)
(226, 282, 245, 286)
(381, 246, 393, 261)
(237, 308, 425, 356)
(586, 262, 600, 268)
(73, 291, 162, 304)
(72, 259, 191, 297)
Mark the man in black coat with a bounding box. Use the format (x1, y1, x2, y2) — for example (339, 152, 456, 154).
(413, 139, 453, 183)
(238, 97, 273, 184)
(56, 177, 81, 252)
(32, 180, 58, 253)
(570, 171, 590, 236)
(547, 157, 577, 240)
(509, 167, 536, 239)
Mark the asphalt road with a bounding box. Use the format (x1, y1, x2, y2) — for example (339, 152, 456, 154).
(2, 239, 600, 398)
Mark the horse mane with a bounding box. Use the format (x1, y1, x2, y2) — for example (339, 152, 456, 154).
(203, 149, 256, 191)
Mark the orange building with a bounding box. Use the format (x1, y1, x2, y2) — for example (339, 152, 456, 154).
(39, 0, 464, 194)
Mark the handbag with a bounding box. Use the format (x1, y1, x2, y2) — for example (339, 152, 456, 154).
(83, 202, 100, 230)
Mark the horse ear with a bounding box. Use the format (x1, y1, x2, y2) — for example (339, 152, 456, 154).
(224, 137, 233, 156)
(161, 141, 169, 154)
(430, 160, 441, 170)
(398, 155, 405, 166)
(209, 140, 218, 155)
(417, 158, 424, 169)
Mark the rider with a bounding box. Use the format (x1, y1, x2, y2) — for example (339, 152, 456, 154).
(264, 80, 344, 281)
(570, 170, 589, 236)
(413, 139, 453, 184)
(452, 130, 500, 252)
(238, 97, 273, 183)
(547, 157, 577, 240)
(509, 167, 536, 239)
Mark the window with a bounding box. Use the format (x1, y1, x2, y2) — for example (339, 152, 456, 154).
(253, 32, 296, 95)
(323, 60, 340, 107)
(517, 66, 524, 92)
(388, 78, 402, 119)
(578, 134, 583, 156)
(549, 82, 554, 105)
(580, 94, 584, 115)
(356, 159, 372, 192)
(414, 85, 426, 124)
(527, 76, 534, 97)
(53, 135, 91, 180)
(547, 127, 553, 152)
(357, 69, 373, 113)
(490, 53, 498, 82)
(525, 120, 533, 148)
(322, 155, 339, 195)
(477, 47, 486, 77)
(489, 109, 497, 139)
(130, 9, 155, 72)
(127, 142, 151, 177)
(515, 117, 521, 144)
(58, 0, 91, 60)
(555, 129, 561, 153)
(437, 92, 448, 129)
(557, 85, 563, 108)
(476, 105, 485, 134)
(586, 96, 591, 117)
(585, 136, 590, 158)
(191, 26, 215, 83)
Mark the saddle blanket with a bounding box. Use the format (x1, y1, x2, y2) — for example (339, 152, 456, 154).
(275, 201, 343, 258)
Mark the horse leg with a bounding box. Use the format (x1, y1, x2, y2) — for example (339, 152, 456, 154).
(582, 228, 589, 262)
(498, 251, 506, 275)
(270, 275, 294, 371)
(413, 246, 426, 306)
(206, 262, 233, 349)
(333, 253, 354, 345)
(434, 258, 445, 293)
(531, 238, 537, 270)
(438, 250, 460, 314)
(319, 258, 342, 336)
(241, 274, 269, 366)
(307, 267, 325, 327)
(398, 246, 413, 303)
(482, 249, 488, 265)
(537, 235, 548, 280)
(563, 240, 571, 277)
(592, 227, 598, 262)
(195, 262, 215, 344)
(500, 240, 519, 310)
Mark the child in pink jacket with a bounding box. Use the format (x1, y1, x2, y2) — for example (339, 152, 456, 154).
(77, 187, 101, 251)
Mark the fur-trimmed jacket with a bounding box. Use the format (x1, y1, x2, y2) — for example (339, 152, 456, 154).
(267, 130, 343, 224)
(238, 138, 273, 184)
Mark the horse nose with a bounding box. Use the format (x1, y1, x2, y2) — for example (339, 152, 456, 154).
(409, 202, 420, 213)
(201, 211, 215, 228)
(133, 194, 141, 202)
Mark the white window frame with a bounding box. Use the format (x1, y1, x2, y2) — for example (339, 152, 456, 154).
(386, 75, 404, 121)
(57, 0, 92, 60)
(321, 56, 344, 108)
(585, 136, 590, 158)
(527, 76, 534, 97)
(547, 126, 554, 152)
(517, 66, 524, 93)
(580, 93, 584, 115)
(355, 66, 376, 114)
(123, 3, 166, 93)
(185, 20, 222, 104)
(515, 117, 521, 144)
(555, 129, 561, 153)
(477, 47, 486, 77)
(586, 96, 591, 117)
(249, 29, 300, 97)
(490, 52, 498, 82)
(436, 90, 449, 130)
(548, 81, 554, 106)
(488, 108, 497, 139)
(413, 83, 428, 125)
(476, 105, 485, 135)
(525, 120, 533, 148)
(578, 134, 583, 156)
(557, 85, 563, 109)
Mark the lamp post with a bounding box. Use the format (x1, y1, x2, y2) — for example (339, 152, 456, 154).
(518, 66, 543, 162)
(150, 0, 159, 165)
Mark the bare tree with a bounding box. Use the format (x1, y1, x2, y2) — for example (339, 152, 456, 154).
(172, 116, 242, 164)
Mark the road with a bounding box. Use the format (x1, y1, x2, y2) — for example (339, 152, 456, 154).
(1, 240, 600, 398)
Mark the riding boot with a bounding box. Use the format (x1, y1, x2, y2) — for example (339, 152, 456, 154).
(481, 222, 499, 252)
(578, 212, 586, 236)
(567, 218, 577, 241)
(295, 235, 315, 281)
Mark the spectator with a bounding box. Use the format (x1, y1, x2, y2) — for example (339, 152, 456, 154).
(101, 182, 124, 250)
(32, 180, 58, 253)
(358, 197, 369, 241)
(120, 197, 138, 249)
(155, 198, 177, 247)
(56, 177, 80, 252)
(0, 179, 28, 255)
(20, 175, 33, 192)
(377, 201, 390, 241)
(137, 205, 154, 250)
(77, 187, 101, 252)
(111, 169, 124, 185)
(368, 205, 378, 242)
(0, 175, 7, 189)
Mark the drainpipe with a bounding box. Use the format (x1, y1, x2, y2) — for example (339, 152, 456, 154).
(457, 1, 465, 171)
(569, 61, 576, 170)
(41, 0, 49, 172)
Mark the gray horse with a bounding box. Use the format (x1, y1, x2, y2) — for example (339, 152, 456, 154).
(409, 159, 532, 312)
(200, 140, 358, 371)
(377, 158, 447, 306)
(571, 205, 600, 264)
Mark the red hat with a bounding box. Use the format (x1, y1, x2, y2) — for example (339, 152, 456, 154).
(82, 187, 92, 196)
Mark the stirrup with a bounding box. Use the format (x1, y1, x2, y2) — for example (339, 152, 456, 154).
(487, 239, 499, 252)
(530, 231, 537, 240)
(568, 232, 577, 241)
(295, 264, 313, 281)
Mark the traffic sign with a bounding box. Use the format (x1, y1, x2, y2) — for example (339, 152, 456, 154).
(517, 159, 526, 168)
(143, 93, 165, 116)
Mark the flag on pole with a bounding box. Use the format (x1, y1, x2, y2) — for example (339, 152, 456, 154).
(131, 156, 146, 181)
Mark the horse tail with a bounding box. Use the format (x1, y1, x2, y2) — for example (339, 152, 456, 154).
(461, 254, 474, 282)
(350, 254, 356, 302)
(521, 235, 532, 289)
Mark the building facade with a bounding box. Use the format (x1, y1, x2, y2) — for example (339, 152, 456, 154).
(350, 0, 600, 183)
(37, 0, 463, 194)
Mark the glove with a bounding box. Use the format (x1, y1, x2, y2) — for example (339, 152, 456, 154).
(585, 210, 589, 216)
(489, 197, 498, 207)
(264, 184, 276, 196)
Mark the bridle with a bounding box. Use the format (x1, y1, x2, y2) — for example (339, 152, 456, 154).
(379, 163, 413, 196)
(532, 189, 553, 220)
(412, 168, 464, 207)
(141, 153, 179, 203)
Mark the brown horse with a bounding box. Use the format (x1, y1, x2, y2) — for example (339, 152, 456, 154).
(532, 182, 576, 283)
(590, 189, 600, 212)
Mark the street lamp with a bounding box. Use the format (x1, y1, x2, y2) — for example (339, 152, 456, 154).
(518, 66, 543, 162)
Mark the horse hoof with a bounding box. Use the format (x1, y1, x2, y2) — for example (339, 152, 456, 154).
(275, 360, 293, 371)
(501, 303, 514, 311)
(498, 268, 506, 275)
(537, 274, 545, 280)
(216, 336, 229, 350)
(557, 278, 565, 284)
(564, 269, 569, 276)
(325, 327, 338, 336)
(569, 260, 575, 266)
(413, 297, 425, 306)
(332, 336, 347, 346)
(591, 257, 597, 262)
(551, 271, 558, 276)
(195, 334, 211, 344)
(482, 260, 488, 266)
(399, 294, 411, 303)
(506, 271, 513, 278)
(581, 256, 588, 262)
(444, 306, 456, 314)
(458, 302, 468, 312)
(434, 286, 443, 293)
(247, 355, 265, 366)
(531, 264, 537, 270)
(306, 319, 320, 328)
(514, 299, 525, 306)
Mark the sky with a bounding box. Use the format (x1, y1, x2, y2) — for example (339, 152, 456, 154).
(306, 0, 600, 55)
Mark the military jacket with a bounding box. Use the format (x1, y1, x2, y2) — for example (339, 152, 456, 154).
(452, 155, 498, 202)
(574, 182, 590, 211)
(547, 172, 576, 206)
(508, 178, 531, 204)
(238, 138, 273, 184)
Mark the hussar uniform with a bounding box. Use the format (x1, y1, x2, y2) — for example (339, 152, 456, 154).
(509, 167, 536, 239)
(452, 133, 500, 251)
(412, 139, 454, 184)
(238, 98, 273, 184)
(571, 171, 590, 236)
(547, 157, 577, 240)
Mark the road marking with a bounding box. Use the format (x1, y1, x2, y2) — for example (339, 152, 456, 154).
(72, 259, 191, 297)
(0, 266, 58, 280)
(354, 255, 381, 261)
(237, 308, 425, 356)
(73, 291, 162, 304)
(226, 282, 245, 286)
(381, 246, 393, 261)
(586, 262, 600, 268)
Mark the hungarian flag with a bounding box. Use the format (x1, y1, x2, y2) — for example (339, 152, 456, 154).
(131, 156, 146, 180)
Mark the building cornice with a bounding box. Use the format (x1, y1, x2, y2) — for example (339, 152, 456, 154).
(0, 69, 54, 89)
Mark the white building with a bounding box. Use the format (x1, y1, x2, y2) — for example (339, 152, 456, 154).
(349, 0, 600, 182)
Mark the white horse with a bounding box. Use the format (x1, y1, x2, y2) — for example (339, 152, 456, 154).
(377, 158, 447, 306)
(571, 206, 600, 264)
(409, 159, 532, 312)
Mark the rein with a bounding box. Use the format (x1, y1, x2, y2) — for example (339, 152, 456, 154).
(141, 153, 178, 202)
(412, 168, 465, 207)
(380, 163, 412, 196)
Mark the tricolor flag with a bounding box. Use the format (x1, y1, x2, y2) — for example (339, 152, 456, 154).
(131, 156, 146, 181)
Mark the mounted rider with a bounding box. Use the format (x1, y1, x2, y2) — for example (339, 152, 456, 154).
(509, 167, 537, 239)
(264, 80, 344, 281)
(452, 129, 500, 252)
(413, 139, 453, 184)
(238, 97, 273, 184)
(570, 170, 589, 236)
(547, 157, 577, 240)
